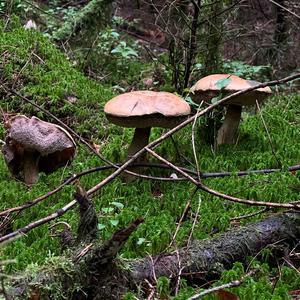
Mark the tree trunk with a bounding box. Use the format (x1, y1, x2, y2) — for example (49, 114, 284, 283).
(8, 212, 300, 299)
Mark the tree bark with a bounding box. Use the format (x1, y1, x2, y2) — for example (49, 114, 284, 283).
(8, 212, 300, 299)
(128, 211, 300, 284)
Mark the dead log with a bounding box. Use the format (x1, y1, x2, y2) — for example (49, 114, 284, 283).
(128, 211, 300, 285)
(7, 211, 300, 299)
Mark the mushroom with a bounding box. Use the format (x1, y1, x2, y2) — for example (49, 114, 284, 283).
(104, 91, 191, 164)
(2, 115, 76, 186)
(190, 74, 272, 145)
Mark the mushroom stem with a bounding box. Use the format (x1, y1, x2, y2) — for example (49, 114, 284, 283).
(124, 127, 151, 182)
(216, 104, 242, 145)
(23, 151, 39, 186)
(127, 127, 151, 162)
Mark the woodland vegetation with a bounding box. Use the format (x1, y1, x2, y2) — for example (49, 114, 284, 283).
(0, 0, 299, 299)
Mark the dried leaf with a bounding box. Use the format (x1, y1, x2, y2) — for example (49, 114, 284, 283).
(289, 289, 300, 296)
(216, 290, 240, 300)
(92, 142, 101, 154)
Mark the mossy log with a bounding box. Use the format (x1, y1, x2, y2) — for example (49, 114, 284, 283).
(7, 212, 300, 299)
(54, 0, 113, 42)
(128, 211, 300, 285)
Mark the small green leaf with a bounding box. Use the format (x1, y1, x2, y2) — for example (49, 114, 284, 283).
(185, 96, 200, 108)
(110, 219, 119, 226)
(97, 224, 106, 230)
(102, 207, 114, 214)
(195, 63, 203, 69)
(215, 77, 232, 90)
(211, 94, 222, 104)
(137, 238, 146, 245)
(111, 201, 124, 209)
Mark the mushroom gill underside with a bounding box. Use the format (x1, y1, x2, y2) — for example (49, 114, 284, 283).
(2, 140, 75, 185)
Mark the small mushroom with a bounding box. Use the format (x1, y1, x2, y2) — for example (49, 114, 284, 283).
(104, 91, 191, 165)
(2, 115, 76, 186)
(190, 74, 272, 145)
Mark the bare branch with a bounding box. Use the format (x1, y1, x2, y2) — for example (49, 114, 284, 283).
(145, 146, 300, 209)
(187, 269, 259, 300)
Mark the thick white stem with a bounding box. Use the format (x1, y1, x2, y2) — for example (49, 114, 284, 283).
(124, 127, 151, 182)
(23, 151, 39, 186)
(216, 105, 242, 145)
(127, 127, 151, 162)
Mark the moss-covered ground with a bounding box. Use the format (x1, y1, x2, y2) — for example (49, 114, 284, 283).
(0, 19, 299, 299)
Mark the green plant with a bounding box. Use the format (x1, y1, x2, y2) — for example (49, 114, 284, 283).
(222, 60, 272, 81)
(111, 41, 139, 59)
(157, 276, 171, 298)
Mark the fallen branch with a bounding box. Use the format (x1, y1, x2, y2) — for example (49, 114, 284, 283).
(128, 211, 300, 284)
(145, 147, 300, 209)
(0, 162, 299, 218)
(7, 212, 300, 299)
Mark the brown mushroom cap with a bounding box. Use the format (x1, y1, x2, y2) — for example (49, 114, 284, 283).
(190, 74, 272, 106)
(2, 115, 76, 181)
(104, 91, 191, 128)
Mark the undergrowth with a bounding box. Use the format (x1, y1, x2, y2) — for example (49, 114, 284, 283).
(0, 18, 299, 299)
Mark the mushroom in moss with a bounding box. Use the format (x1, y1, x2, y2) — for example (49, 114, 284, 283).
(104, 91, 191, 164)
(190, 74, 272, 145)
(2, 115, 76, 186)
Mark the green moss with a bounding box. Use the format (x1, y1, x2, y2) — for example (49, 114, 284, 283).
(0, 17, 114, 138)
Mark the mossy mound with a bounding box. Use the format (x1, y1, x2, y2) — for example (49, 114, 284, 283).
(0, 17, 114, 138)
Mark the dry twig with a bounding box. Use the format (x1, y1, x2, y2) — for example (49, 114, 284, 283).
(187, 269, 259, 299)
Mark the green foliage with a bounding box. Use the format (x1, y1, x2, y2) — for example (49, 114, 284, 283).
(206, 261, 300, 300)
(111, 41, 139, 59)
(52, 0, 112, 41)
(222, 60, 272, 81)
(157, 276, 171, 298)
(0, 17, 114, 137)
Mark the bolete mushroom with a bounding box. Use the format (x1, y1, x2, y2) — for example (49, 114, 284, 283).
(2, 115, 76, 186)
(104, 91, 191, 164)
(190, 74, 272, 145)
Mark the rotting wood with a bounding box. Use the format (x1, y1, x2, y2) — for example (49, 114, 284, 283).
(7, 211, 300, 299)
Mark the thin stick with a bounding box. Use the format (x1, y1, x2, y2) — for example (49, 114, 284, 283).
(267, 0, 300, 20)
(192, 102, 204, 182)
(187, 269, 259, 299)
(187, 194, 202, 247)
(0, 163, 191, 217)
(230, 208, 268, 221)
(174, 249, 184, 296)
(256, 100, 281, 167)
(168, 187, 199, 248)
(0, 200, 76, 245)
(145, 147, 300, 209)
(1, 162, 298, 217)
